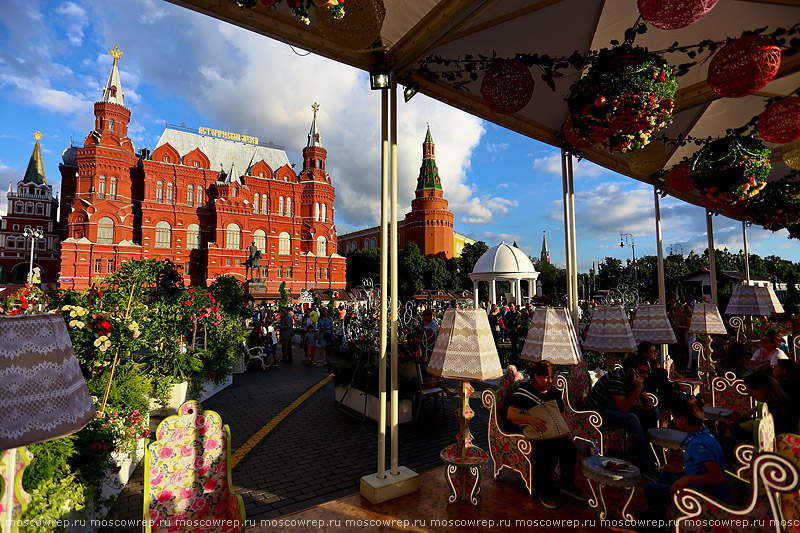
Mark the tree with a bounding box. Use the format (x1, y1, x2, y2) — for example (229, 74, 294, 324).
(424, 258, 450, 291)
(345, 248, 380, 288)
(399, 242, 426, 300)
(597, 257, 622, 291)
(278, 281, 289, 308)
(457, 241, 489, 289)
(209, 275, 247, 317)
(534, 259, 566, 296)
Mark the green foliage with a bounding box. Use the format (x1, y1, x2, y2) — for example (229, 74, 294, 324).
(278, 281, 289, 308)
(19, 474, 87, 533)
(534, 259, 566, 296)
(784, 270, 800, 316)
(424, 258, 450, 291)
(23, 436, 77, 493)
(88, 364, 152, 419)
(399, 242, 426, 300)
(209, 275, 247, 317)
(457, 241, 489, 289)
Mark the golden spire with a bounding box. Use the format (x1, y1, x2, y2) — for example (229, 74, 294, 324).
(33, 130, 43, 141)
(109, 46, 123, 62)
(312, 102, 320, 114)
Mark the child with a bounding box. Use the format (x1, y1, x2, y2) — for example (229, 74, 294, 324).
(302, 324, 318, 366)
(642, 395, 728, 522)
(263, 320, 279, 366)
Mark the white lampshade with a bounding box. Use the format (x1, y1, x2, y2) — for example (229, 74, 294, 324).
(583, 306, 637, 353)
(0, 314, 95, 449)
(725, 285, 784, 316)
(688, 303, 728, 335)
(520, 307, 583, 365)
(632, 304, 677, 344)
(427, 309, 503, 381)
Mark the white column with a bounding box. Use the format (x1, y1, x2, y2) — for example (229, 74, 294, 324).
(515, 279, 522, 306)
(561, 150, 574, 317)
(389, 81, 399, 475)
(706, 211, 718, 304)
(377, 87, 389, 479)
(490, 279, 497, 305)
(473, 280, 479, 308)
(567, 153, 579, 328)
(654, 187, 666, 305)
(742, 221, 751, 284)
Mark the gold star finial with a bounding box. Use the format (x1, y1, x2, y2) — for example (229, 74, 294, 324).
(312, 102, 320, 114)
(33, 131, 43, 141)
(109, 46, 123, 62)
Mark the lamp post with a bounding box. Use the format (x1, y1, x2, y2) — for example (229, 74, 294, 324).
(24, 227, 44, 284)
(620, 232, 636, 285)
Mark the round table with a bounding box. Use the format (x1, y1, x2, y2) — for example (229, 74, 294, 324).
(439, 444, 489, 505)
(647, 427, 688, 467)
(703, 406, 733, 422)
(581, 457, 641, 521)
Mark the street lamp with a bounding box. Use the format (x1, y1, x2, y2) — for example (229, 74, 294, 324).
(24, 227, 44, 285)
(620, 232, 636, 284)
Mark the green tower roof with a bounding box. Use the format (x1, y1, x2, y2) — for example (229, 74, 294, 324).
(416, 125, 442, 191)
(23, 133, 47, 185)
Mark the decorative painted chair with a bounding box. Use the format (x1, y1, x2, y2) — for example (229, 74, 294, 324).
(731, 403, 774, 481)
(775, 433, 800, 524)
(144, 400, 245, 533)
(665, 355, 703, 396)
(481, 365, 534, 495)
(0, 447, 33, 533)
(555, 361, 623, 456)
(711, 372, 754, 413)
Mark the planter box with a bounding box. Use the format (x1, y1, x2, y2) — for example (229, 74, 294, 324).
(335, 386, 412, 425)
(234, 351, 247, 374)
(196, 372, 233, 403)
(149, 381, 190, 416)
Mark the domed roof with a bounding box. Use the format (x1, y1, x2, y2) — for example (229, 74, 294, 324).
(472, 242, 537, 275)
(61, 146, 77, 167)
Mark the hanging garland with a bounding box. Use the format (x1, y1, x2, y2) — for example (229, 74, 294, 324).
(566, 46, 678, 153)
(691, 136, 771, 206)
(637, 0, 718, 30)
(236, 0, 345, 24)
(745, 173, 800, 230)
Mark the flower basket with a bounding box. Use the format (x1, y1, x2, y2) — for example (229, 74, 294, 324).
(315, 0, 385, 51)
(691, 136, 771, 206)
(637, 0, 718, 30)
(627, 140, 668, 176)
(565, 46, 678, 153)
(745, 176, 800, 230)
(758, 97, 800, 144)
(668, 161, 695, 193)
(480, 59, 534, 115)
(707, 35, 781, 98)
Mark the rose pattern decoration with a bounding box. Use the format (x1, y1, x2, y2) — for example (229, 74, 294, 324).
(144, 400, 244, 533)
(562, 363, 625, 455)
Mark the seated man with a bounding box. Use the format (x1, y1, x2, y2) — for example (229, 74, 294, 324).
(642, 395, 728, 521)
(586, 353, 660, 476)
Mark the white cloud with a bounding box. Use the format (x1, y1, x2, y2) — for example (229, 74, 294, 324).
(486, 142, 508, 153)
(457, 195, 518, 224)
(55, 2, 88, 46)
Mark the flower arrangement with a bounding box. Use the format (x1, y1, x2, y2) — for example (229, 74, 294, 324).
(691, 136, 771, 206)
(236, 0, 345, 24)
(2, 283, 44, 314)
(89, 405, 150, 460)
(565, 45, 677, 153)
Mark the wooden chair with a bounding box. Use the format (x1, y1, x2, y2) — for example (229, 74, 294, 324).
(481, 365, 534, 495)
(731, 403, 774, 481)
(144, 400, 245, 533)
(711, 371, 754, 412)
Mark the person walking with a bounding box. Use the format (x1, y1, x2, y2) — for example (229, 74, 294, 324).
(317, 307, 334, 364)
(279, 306, 295, 363)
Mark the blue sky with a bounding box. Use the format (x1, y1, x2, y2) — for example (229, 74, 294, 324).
(1, 0, 797, 275)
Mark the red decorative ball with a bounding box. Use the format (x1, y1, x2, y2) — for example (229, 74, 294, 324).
(480, 59, 534, 115)
(594, 95, 606, 107)
(758, 97, 800, 144)
(707, 35, 781, 98)
(668, 161, 695, 193)
(637, 0, 718, 30)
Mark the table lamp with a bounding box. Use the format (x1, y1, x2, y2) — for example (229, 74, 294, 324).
(427, 309, 503, 505)
(0, 314, 95, 531)
(583, 306, 637, 354)
(520, 307, 583, 366)
(632, 304, 677, 345)
(725, 285, 784, 343)
(688, 303, 728, 385)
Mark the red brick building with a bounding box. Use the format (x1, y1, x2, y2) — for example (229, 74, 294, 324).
(338, 126, 474, 259)
(0, 133, 60, 283)
(57, 47, 345, 294)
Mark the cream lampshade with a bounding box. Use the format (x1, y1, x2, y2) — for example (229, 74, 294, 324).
(688, 303, 728, 336)
(520, 307, 583, 365)
(583, 306, 637, 353)
(725, 285, 784, 316)
(632, 304, 677, 345)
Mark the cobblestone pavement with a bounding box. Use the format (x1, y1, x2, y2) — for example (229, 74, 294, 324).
(107, 344, 488, 531)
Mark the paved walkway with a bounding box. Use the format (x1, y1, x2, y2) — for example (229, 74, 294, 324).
(108, 344, 482, 530)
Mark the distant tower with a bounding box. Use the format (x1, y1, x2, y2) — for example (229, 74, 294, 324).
(404, 125, 454, 258)
(540, 230, 550, 264)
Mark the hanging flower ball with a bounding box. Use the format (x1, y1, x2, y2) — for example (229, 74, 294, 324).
(701, 195, 728, 212)
(316, 0, 385, 51)
(637, 0, 718, 30)
(758, 98, 800, 144)
(565, 46, 678, 153)
(707, 35, 781, 98)
(668, 161, 695, 193)
(785, 139, 800, 170)
(745, 175, 800, 230)
(480, 59, 534, 115)
(627, 141, 668, 176)
(563, 113, 605, 149)
(691, 136, 771, 206)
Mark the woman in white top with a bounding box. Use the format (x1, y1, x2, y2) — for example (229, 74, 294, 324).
(751, 330, 787, 372)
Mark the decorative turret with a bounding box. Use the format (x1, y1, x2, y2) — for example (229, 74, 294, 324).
(540, 230, 550, 264)
(93, 46, 131, 137)
(302, 102, 327, 180)
(101, 46, 124, 106)
(23, 131, 47, 185)
(416, 124, 442, 191)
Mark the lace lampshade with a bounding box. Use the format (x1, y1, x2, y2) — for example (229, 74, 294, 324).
(0, 314, 95, 450)
(632, 304, 677, 344)
(427, 309, 503, 381)
(725, 285, 784, 316)
(583, 306, 637, 353)
(688, 303, 728, 335)
(520, 307, 583, 365)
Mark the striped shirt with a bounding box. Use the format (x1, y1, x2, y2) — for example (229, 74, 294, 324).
(586, 368, 634, 412)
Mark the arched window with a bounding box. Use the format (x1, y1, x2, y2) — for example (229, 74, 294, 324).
(253, 229, 266, 253)
(156, 181, 164, 203)
(278, 232, 290, 255)
(254, 193, 260, 214)
(98, 175, 106, 198)
(226, 223, 240, 250)
(109, 177, 117, 200)
(371, 237, 377, 249)
(197, 186, 204, 206)
(278, 196, 284, 216)
(316, 236, 326, 257)
(261, 195, 268, 214)
(315, 202, 320, 222)
(322, 203, 327, 222)
(97, 217, 114, 244)
(25, 202, 34, 214)
(155, 221, 171, 248)
(186, 224, 200, 249)
(14, 202, 23, 214)
(166, 182, 174, 204)
(286, 198, 291, 217)
(35, 203, 44, 215)
(187, 185, 194, 206)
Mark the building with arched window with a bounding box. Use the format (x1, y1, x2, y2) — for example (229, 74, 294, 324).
(56, 48, 345, 294)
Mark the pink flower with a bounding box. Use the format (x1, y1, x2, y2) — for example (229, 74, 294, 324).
(198, 464, 210, 476)
(194, 415, 206, 429)
(203, 479, 218, 492)
(157, 490, 173, 503)
(193, 457, 206, 470)
(205, 438, 219, 450)
(214, 461, 227, 476)
(179, 487, 193, 500)
(181, 445, 194, 458)
(150, 473, 164, 486)
(198, 425, 208, 435)
(158, 446, 174, 459)
(169, 471, 186, 485)
(149, 508, 159, 521)
(191, 497, 208, 512)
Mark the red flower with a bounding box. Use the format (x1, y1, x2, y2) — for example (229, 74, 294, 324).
(185, 301, 192, 306)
